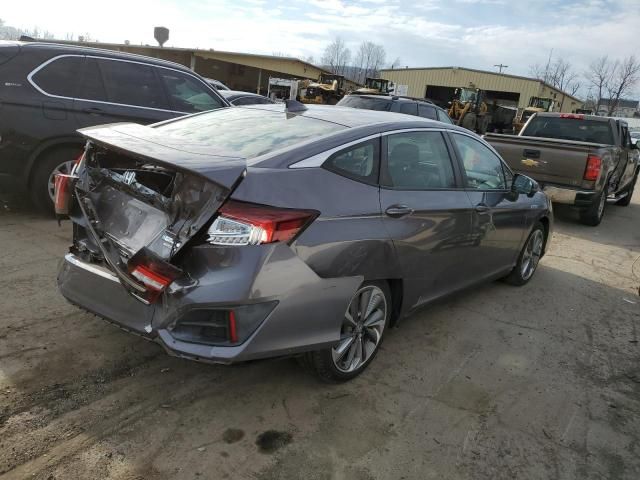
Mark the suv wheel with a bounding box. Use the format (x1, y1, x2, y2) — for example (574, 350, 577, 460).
(579, 189, 607, 226)
(30, 147, 82, 213)
(302, 281, 391, 382)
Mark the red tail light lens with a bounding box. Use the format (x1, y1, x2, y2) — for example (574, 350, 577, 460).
(560, 113, 585, 120)
(207, 200, 317, 246)
(584, 154, 602, 181)
(54, 174, 76, 215)
(127, 247, 182, 303)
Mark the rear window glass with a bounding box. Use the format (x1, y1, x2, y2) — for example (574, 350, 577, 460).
(337, 96, 392, 111)
(524, 117, 614, 145)
(155, 107, 346, 158)
(32, 56, 83, 97)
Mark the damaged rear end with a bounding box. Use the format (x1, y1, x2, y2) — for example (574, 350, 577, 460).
(58, 123, 246, 329)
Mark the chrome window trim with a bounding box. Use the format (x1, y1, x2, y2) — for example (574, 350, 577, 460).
(27, 54, 219, 115)
(289, 127, 452, 169)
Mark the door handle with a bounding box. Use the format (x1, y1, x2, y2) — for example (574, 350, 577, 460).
(385, 205, 414, 218)
(475, 204, 491, 214)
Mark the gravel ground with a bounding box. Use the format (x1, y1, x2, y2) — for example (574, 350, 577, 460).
(0, 188, 639, 480)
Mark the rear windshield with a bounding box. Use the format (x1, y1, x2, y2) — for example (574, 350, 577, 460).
(155, 107, 345, 158)
(337, 96, 392, 111)
(523, 117, 614, 145)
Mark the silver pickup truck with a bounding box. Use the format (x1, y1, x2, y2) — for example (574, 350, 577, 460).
(485, 113, 639, 225)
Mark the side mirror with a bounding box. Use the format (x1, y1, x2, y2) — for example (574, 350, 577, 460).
(512, 173, 539, 197)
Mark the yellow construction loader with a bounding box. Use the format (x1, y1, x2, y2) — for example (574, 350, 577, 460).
(355, 77, 394, 95)
(448, 87, 490, 134)
(514, 97, 555, 132)
(301, 74, 346, 105)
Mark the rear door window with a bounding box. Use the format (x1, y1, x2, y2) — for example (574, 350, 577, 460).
(437, 109, 454, 124)
(96, 58, 169, 110)
(418, 104, 437, 120)
(158, 70, 225, 113)
(31, 56, 84, 98)
(78, 57, 108, 102)
(399, 103, 418, 115)
(323, 139, 380, 185)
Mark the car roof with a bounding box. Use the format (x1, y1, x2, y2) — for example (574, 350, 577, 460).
(19, 41, 193, 72)
(346, 94, 438, 106)
(219, 90, 266, 99)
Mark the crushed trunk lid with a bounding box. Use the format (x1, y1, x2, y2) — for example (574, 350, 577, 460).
(72, 123, 247, 302)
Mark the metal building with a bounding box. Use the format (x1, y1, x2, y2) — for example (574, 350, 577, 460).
(380, 66, 583, 113)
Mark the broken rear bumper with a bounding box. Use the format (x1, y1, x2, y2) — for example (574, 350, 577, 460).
(57, 247, 361, 364)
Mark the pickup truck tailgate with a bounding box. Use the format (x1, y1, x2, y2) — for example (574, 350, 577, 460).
(485, 133, 598, 187)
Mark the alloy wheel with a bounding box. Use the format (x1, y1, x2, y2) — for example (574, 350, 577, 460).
(331, 285, 387, 373)
(520, 229, 544, 281)
(47, 160, 76, 202)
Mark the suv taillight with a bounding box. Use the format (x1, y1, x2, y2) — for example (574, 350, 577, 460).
(206, 200, 317, 246)
(584, 154, 602, 181)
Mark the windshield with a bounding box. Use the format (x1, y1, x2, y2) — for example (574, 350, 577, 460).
(337, 96, 392, 111)
(459, 88, 478, 103)
(530, 98, 552, 110)
(523, 117, 614, 144)
(155, 107, 346, 158)
(367, 79, 386, 91)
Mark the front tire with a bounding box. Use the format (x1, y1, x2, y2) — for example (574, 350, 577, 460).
(503, 222, 545, 286)
(302, 281, 391, 383)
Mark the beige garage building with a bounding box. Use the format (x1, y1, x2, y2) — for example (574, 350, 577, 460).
(381, 66, 583, 113)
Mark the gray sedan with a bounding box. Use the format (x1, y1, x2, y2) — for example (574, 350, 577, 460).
(56, 103, 552, 382)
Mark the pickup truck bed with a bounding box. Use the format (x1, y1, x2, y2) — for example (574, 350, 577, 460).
(486, 113, 639, 225)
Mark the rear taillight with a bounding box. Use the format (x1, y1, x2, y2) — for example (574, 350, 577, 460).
(127, 247, 182, 303)
(584, 154, 602, 181)
(560, 113, 585, 119)
(54, 174, 76, 216)
(207, 200, 317, 246)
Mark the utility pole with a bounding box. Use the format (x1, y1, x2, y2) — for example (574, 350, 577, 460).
(494, 64, 508, 74)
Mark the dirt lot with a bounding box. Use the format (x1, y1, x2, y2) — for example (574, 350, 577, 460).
(1, 189, 639, 480)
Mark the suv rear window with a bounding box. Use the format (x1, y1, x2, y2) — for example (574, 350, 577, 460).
(156, 107, 346, 158)
(32, 56, 83, 98)
(337, 96, 392, 111)
(523, 116, 614, 145)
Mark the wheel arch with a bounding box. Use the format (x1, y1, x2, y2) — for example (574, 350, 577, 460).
(26, 137, 85, 186)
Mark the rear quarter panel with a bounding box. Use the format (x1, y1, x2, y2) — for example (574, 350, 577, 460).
(230, 166, 402, 281)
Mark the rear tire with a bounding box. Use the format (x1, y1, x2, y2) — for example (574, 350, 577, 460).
(579, 189, 607, 226)
(615, 172, 637, 207)
(302, 281, 391, 383)
(503, 222, 545, 286)
(30, 146, 83, 214)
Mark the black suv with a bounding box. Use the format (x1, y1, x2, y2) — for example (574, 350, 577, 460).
(337, 94, 454, 123)
(0, 41, 229, 211)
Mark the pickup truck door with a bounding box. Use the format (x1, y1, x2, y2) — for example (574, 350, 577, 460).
(448, 132, 526, 277)
(614, 123, 639, 192)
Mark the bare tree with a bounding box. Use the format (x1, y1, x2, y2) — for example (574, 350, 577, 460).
(321, 38, 351, 76)
(0, 19, 55, 40)
(605, 56, 640, 116)
(585, 56, 612, 113)
(529, 57, 581, 106)
(353, 41, 386, 83)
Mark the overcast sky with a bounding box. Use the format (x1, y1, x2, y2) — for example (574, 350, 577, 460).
(2, 0, 638, 83)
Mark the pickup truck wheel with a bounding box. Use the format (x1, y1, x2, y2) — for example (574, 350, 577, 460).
(579, 189, 607, 226)
(503, 223, 545, 286)
(615, 174, 637, 207)
(30, 146, 83, 214)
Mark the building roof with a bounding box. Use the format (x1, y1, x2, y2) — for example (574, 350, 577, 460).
(380, 65, 583, 103)
(600, 98, 639, 109)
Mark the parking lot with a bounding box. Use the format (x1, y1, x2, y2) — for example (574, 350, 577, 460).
(0, 189, 639, 480)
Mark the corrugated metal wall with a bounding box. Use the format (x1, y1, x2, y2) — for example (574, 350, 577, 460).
(381, 68, 582, 112)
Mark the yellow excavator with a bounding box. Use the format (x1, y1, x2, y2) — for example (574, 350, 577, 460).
(354, 77, 394, 95)
(514, 97, 555, 132)
(448, 87, 490, 134)
(301, 74, 346, 105)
